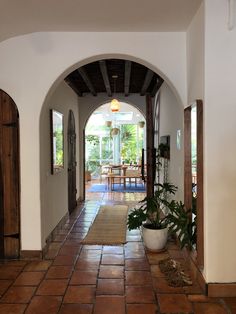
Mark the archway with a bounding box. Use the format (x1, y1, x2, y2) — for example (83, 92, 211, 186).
(0, 89, 20, 259)
(40, 53, 184, 252)
(84, 101, 146, 195)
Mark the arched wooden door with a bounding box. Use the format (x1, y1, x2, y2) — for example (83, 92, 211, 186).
(0, 90, 20, 259)
(67, 110, 77, 214)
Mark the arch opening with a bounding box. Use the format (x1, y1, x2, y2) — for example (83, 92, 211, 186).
(84, 101, 146, 195)
(39, 54, 184, 250)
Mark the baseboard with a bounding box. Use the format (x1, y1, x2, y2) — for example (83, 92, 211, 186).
(183, 247, 207, 294)
(208, 283, 236, 297)
(42, 211, 69, 258)
(183, 248, 236, 297)
(20, 250, 42, 260)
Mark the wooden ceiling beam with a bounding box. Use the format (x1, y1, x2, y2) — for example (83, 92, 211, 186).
(99, 60, 112, 97)
(77, 67, 97, 96)
(151, 77, 164, 97)
(124, 60, 131, 96)
(140, 69, 154, 96)
(64, 78, 83, 97)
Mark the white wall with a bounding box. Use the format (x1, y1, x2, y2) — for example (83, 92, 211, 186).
(40, 81, 79, 246)
(159, 83, 184, 201)
(0, 32, 186, 250)
(77, 93, 147, 198)
(203, 0, 236, 282)
(187, 3, 204, 104)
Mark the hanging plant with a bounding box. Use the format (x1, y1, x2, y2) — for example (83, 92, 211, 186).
(110, 127, 120, 136)
(105, 120, 112, 127)
(85, 135, 99, 146)
(138, 121, 145, 128)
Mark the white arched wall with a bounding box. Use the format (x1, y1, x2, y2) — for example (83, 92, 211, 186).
(0, 32, 186, 252)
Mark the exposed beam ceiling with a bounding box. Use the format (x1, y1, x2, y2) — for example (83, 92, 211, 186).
(66, 59, 164, 98)
(140, 69, 154, 96)
(64, 77, 82, 97)
(77, 67, 97, 96)
(99, 60, 112, 97)
(124, 61, 131, 96)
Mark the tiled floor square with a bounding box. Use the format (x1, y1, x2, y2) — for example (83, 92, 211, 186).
(53, 255, 76, 266)
(124, 250, 145, 259)
(150, 265, 165, 277)
(97, 279, 124, 295)
(0, 280, 13, 296)
(146, 252, 169, 264)
(101, 254, 124, 265)
(75, 260, 100, 270)
(24, 261, 52, 272)
(63, 286, 95, 303)
(94, 295, 125, 314)
(126, 303, 158, 314)
(126, 286, 155, 303)
(59, 303, 93, 314)
(36, 279, 68, 295)
(0, 286, 36, 303)
(153, 277, 184, 293)
(125, 258, 150, 271)
(102, 246, 124, 254)
(13, 272, 45, 286)
(70, 270, 97, 285)
(79, 249, 101, 258)
(46, 266, 72, 279)
(0, 266, 22, 280)
(25, 295, 62, 314)
(125, 271, 152, 285)
(99, 265, 124, 279)
(58, 246, 79, 256)
(193, 302, 227, 314)
(0, 303, 27, 314)
(157, 293, 193, 313)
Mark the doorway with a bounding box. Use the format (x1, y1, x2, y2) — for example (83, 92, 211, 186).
(84, 102, 146, 195)
(0, 90, 20, 258)
(67, 110, 77, 214)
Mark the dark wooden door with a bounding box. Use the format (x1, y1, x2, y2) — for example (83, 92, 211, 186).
(145, 95, 156, 197)
(67, 110, 77, 214)
(0, 90, 20, 259)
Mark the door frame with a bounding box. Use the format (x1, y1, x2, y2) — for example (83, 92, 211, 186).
(184, 99, 204, 268)
(67, 110, 77, 214)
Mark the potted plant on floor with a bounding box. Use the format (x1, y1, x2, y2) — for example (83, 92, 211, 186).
(166, 196, 197, 250)
(127, 182, 177, 252)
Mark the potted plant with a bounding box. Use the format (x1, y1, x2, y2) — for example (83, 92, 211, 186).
(166, 194, 197, 250)
(127, 182, 177, 251)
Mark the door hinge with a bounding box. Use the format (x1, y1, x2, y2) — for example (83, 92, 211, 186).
(4, 233, 20, 239)
(2, 122, 17, 127)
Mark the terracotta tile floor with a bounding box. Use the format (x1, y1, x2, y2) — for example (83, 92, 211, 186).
(0, 187, 235, 313)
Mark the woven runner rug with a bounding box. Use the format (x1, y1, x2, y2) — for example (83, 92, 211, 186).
(81, 205, 129, 245)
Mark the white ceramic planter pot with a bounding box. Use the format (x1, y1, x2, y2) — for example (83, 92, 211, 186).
(142, 225, 168, 252)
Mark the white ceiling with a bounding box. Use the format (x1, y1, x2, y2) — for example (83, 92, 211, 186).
(0, 0, 202, 42)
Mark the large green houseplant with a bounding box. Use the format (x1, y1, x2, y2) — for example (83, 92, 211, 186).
(127, 182, 177, 251)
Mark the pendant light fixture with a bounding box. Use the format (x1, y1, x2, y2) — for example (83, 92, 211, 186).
(110, 75, 120, 112)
